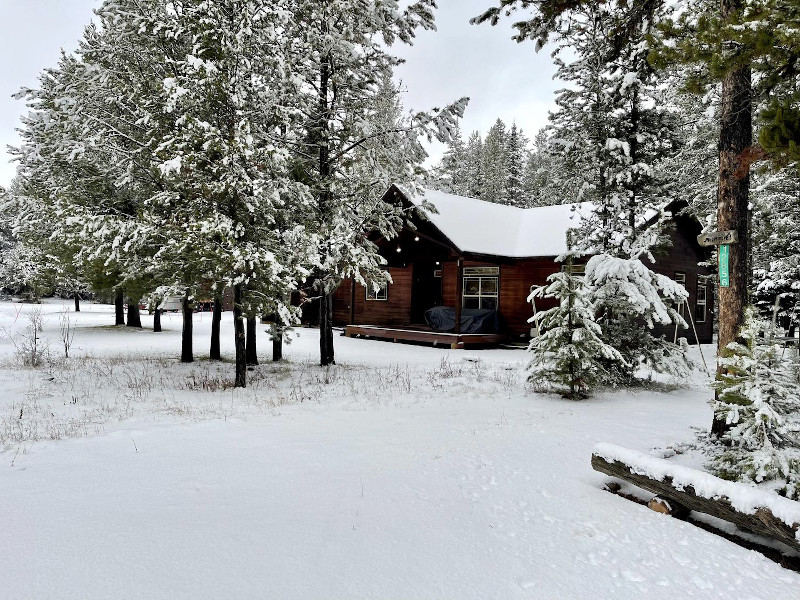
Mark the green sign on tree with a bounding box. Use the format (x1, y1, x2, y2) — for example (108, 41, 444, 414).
(719, 244, 730, 288)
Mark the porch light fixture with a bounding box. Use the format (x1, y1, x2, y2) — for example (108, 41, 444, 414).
(396, 247, 401, 253)
(414, 236, 420, 242)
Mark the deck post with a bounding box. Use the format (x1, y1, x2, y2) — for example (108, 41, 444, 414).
(349, 278, 356, 325)
(454, 258, 463, 335)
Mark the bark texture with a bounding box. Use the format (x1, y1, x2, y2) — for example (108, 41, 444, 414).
(126, 299, 142, 328)
(319, 292, 335, 366)
(246, 316, 258, 365)
(234, 284, 246, 388)
(181, 294, 193, 363)
(114, 291, 125, 325)
(210, 296, 222, 360)
(74, 293, 80, 312)
(153, 308, 162, 333)
(713, 0, 753, 436)
(273, 325, 283, 362)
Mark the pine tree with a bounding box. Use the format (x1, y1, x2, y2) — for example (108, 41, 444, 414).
(287, 0, 467, 366)
(504, 123, 527, 206)
(475, 2, 688, 384)
(711, 307, 800, 497)
(586, 254, 693, 384)
(523, 128, 569, 207)
(432, 126, 469, 195)
(528, 252, 624, 399)
(752, 168, 800, 324)
(463, 131, 485, 199)
(480, 118, 509, 203)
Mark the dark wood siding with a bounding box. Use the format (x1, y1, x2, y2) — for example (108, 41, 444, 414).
(333, 267, 413, 327)
(647, 221, 714, 344)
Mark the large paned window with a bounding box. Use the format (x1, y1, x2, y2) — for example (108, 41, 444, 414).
(696, 277, 708, 323)
(462, 267, 499, 310)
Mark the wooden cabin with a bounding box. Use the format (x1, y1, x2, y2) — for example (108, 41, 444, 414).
(332, 185, 714, 349)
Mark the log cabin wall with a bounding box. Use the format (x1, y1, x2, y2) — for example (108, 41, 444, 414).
(646, 221, 715, 344)
(499, 260, 561, 339)
(332, 266, 413, 327)
(440, 259, 559, 339)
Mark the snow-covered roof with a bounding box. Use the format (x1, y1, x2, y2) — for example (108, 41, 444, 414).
(402, 187, 591, 259)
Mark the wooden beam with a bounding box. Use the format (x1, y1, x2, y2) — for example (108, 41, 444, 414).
(454, 258, 463, 335)
(349, 277, 356, 325)
(591, 453, 800, 552)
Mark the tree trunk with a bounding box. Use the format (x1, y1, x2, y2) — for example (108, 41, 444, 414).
(126, 298, 142, 328)
(592, 452, 800, 552)
(114, 290, 125, 325)
(233, 284, 246, 388)
(713, 0, 753, 436)
(316, 55, 336, 368)
(272, 323, 283, 361)
(153, 308, 162, 333)
(319, 291, 335, 366)
(74, 293, 80, 312)
(181, 293, 193, 363)
(246, 316, 258, 365)
(210, 296, 222, 360)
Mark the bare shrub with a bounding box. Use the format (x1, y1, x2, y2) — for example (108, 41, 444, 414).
(0, 307, 49, 367)
(58, 308, 76, 358)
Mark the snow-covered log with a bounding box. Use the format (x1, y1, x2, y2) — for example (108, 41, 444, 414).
(592, 443, 800, 552)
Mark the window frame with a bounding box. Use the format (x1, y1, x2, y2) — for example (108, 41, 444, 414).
(365, 281, 388, 302)
(462, 274, 499, 310)
(674, 272, 687, 317)
(696, 276, 708, 323)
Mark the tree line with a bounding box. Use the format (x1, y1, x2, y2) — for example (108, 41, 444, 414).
(0, 0, 467, 386)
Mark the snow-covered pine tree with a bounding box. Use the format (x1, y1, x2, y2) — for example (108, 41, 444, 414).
(11, 42, 156, 320)
(711, 307, 800, 497)
(432, 125, 469, 195)
(522, 128, 571, 207)
(476, 2, 688, 384)
(752, 167, 800, 326)
(464, 131, 485, 199)
(528, 251, 624, 399)
(287, 0, 467, 366)
(125, 0, 315, 382)
(504, 123, 528, 206)
(480, 119, 509, 204)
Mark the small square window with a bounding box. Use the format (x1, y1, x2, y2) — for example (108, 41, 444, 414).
(366, 282, 388, 301)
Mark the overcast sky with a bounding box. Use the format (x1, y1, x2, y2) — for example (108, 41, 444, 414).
(0, 0, 559, 187)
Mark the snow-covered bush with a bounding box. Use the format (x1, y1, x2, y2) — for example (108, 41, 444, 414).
(586, 254, 693, 384)
(711, 307, 800, 497)
(528, 254, 624, 399)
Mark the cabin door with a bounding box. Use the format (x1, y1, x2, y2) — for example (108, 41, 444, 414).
(411, 261, 442, 325)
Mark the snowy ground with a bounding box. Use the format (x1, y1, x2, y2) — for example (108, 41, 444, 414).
(0, 299, 798, 599)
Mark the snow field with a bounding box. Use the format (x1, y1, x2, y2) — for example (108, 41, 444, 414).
(1, 300, 799, 599)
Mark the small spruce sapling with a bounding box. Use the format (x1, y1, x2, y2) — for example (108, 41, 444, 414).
(527, 251, 624, 399)
(711, 307, 800, 496)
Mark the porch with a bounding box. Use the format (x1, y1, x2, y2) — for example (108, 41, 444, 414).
(344, 324, 507, 350)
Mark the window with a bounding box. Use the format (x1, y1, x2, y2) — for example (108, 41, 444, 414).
(696, 277, 708, 323)
(674, 272, 686, 317)
(561, 263, 586, 276)
(365, 282, 388, 301)
(463, 275, 498, 310)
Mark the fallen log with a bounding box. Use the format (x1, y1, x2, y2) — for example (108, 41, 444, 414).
(592, 443, 800, 553)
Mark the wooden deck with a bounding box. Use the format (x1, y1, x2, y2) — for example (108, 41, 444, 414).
(344, 325, 506, 349)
